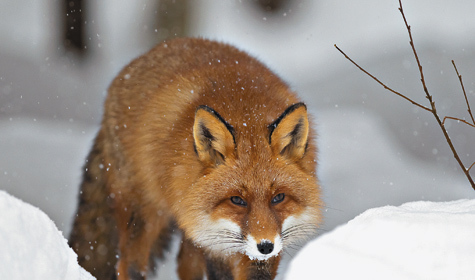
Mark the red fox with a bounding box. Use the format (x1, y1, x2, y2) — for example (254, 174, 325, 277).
(69, 38, 322, 280)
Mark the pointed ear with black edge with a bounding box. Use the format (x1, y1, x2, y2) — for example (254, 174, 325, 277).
(193, 105, 236, 166)
(268, 103, 309, 161)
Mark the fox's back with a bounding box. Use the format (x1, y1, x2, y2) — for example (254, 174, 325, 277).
(105, 38, 299, 138)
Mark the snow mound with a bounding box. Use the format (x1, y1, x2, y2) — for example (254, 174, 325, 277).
(0, 190, 95, 280)
(286, 199, 475, 280)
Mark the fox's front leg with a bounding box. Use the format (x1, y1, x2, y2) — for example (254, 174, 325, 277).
(176, 237, 206, 280)
(115, 205, 170, 280)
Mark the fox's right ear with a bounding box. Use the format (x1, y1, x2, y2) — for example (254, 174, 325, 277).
(193, 106, 236, 166)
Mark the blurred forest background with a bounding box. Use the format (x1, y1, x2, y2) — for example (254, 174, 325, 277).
(1, 0, 475, 263)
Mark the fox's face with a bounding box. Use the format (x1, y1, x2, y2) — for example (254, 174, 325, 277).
(179, 103, 322, 261)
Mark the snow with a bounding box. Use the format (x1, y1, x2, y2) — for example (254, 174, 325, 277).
(0, 190, 95, 280)
(286, 199, 475, 280)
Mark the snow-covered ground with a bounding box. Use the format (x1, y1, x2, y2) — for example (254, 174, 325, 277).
(1, 0, 475, 279)
(286, 199, 475, 280)
(0, 190, 94, 280)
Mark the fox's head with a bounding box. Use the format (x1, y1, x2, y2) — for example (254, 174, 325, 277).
(180, 102, 322, 261)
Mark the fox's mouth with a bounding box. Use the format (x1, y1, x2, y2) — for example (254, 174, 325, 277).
(192, 219, 284, 260)
(243, 234, 283, 261)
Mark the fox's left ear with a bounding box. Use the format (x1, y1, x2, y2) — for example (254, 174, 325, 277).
(193, 105, 236, 166)
(269, 103, 309, 161)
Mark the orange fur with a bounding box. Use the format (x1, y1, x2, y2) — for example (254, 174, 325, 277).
(69, 38, 322, 280)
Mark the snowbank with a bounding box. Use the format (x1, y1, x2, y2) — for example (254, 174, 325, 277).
(286, 199, 475, 280)
(0, 190, 95, 280)
(2, 186, 473, 280)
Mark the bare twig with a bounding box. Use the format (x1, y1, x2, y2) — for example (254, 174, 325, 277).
(469, 162, 475, 172)
(335, 0, 475, 191)
(452, 60, 475, 125)
(398, 2, 430, 101)
(334, 45, 431, 113)
(442, 116, 475, 128)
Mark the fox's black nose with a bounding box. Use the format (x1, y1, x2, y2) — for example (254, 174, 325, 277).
(257, 241, 274, 255)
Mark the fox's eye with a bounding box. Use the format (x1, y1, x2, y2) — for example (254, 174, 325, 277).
(271, 193, 285, 205)
(230, 196, 247, 206)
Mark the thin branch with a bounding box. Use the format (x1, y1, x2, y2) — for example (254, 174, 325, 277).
(469, 162, 475, 172)
(398, 1, 432, 103)
(399, 0, 475, 189)
(334, 44, 431, 113)
(443, 116, 475, 128)
(335, 0, 475, 191)
(452, 60, 475, 125)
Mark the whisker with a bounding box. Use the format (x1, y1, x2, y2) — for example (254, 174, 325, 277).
(205, 240, 243, 246)
(283, 224, 320, 232)
(285, 243, 305, 250)
(280, 223, 323, 249)
(195, 228, 246, 253)
(198, 236, 243, 242)
(282, 224, 319, 232)
(196, 229, 244, 241)
(285, 231, 318, 237)
(283, 249, 294, 258)
(283, 228, 319, 237)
